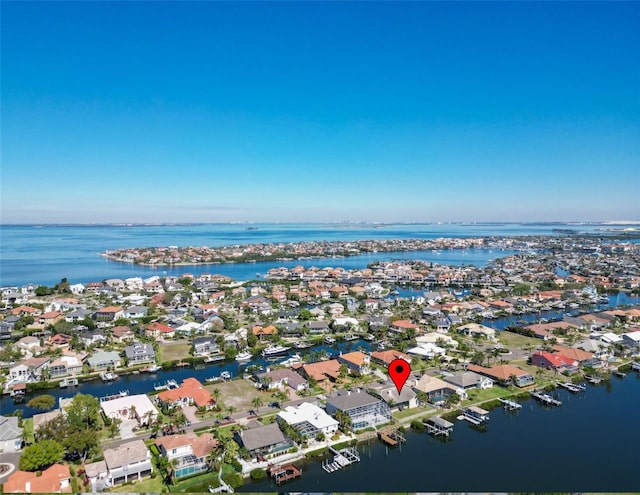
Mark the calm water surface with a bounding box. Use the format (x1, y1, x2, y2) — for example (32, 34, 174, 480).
(242, 375, 640, 492)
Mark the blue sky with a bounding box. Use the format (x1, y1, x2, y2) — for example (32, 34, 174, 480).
(2, 1, 639, 223)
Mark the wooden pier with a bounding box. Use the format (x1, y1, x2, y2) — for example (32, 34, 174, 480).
(322, 447, 360, 473)
(498, 398, 522, 411)
(268, 463, 302, 485)
(557, 381, 586, 393)
(531, 391, 562, 406)
(585, 375, 602, 384)
(378, 428, 406, 446)
(425, 416, 454, 437)
(613, 369, 626, 378)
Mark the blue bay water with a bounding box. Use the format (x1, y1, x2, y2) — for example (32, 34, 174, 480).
(1, 222, 636, 286)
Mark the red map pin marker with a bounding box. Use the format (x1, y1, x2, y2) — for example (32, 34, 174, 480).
(388, 358, 411, 394)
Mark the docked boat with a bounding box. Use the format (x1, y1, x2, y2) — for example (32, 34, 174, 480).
(100, 371, 118, 382)
(220, 371, 232, 380)
(142, 364, 161, 373)
(59, 378, 79, 388)
(204, 355, 226, 363)
(261, 345, 291, 358)
(343, 334, 358, 341)
(205, 376, 221, 383)
(295, 341, 314, 349)
(324, 336, 336, 345)
(280, 354, 302, 367)
(235, 351, 253, 362)
(363, 334, 375, 341)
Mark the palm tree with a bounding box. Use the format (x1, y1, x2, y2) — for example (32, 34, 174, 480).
(212, 388, 221, 404)
(227, 405, 236, 417)
(251, 396, 264, 413)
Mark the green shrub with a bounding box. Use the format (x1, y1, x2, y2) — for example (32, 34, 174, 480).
(221, 472, 243, 490)
(410, 420, 426, 431)
(250, 468, 266, 480)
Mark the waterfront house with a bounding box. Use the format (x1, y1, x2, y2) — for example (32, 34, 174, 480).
(412, 375, 464, 403)
(100, 394, 159, 426)
(124, 342, 155, 365)
(574, 339, 611, 360)
(531, 351, 578, 372)
(467, 364, 535, 388)
(9, 357, 50, 382)
(236, 422, 292, 460)
(406, 342, 446, 360)
(325, 389, 392, 430)
(87, 350, 121, 371)
(307, 320, 330, 334)
(155, 433, 218, 479)
(622, 330, 640, 349)
(0, 415, 23, 452)
(156, 378, 214, 410)
(252, 324, 277, 341)
(277, 402, 339, 438)
(48, 353, 84, 378)
(192, 336, 219, 356)
(551, 345, 594, 364)
(443, 371, 494, 391)
(84, 440, 152, 488)
(337, 351, 371, 376)
(370, 384, 418, 410)
(94, 306, 123, 322)
(3, 464, 71, 493)
(255, 368, 309, 392)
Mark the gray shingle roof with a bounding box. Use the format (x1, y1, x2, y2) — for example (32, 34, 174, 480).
(326, 390, 380, 411)
(239, 422, 287, 451)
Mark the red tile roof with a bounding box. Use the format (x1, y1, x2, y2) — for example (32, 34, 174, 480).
(3, 464, 71, 493)
(157, 377, 213, 408)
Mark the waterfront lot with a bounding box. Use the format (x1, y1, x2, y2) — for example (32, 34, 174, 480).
(204, 377, 268, 413)
(158, 341, 191, 363)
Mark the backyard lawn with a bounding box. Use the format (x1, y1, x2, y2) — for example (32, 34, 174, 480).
(204, 377, 269, 413)
(498, 330, 540, 350)
(158, 341, 192, 363)
(110, 476, 165, 493)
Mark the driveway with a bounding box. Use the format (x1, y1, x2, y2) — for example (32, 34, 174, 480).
(0, 451, 22, 484)
(119, 419, 138, 439)
(182, 405, 200, 425)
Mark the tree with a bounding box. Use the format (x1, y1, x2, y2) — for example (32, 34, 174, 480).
(63, 429, 98, 462)
(34, 415, 68, 442)
(66, 394, 100, 431)
(338, 363, 349, 380)
(27, 394, 56, 411)
(251, 396, 264, 413)
(35, 285, 53, 297)
(334, 410, 352, 433)
(19, 440, 65, 471)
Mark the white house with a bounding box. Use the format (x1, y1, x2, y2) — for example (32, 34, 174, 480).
(406, 342, 446, 359)
(277, 402, 339, 438)
(100, 394, 159, 426)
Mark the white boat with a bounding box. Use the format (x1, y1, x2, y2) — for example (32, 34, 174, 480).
(343, 334, 358, 341)
(235, 351, 253, 361)
(261, 345, 291, 358)
(142, 364, 161, 373)
(100, 371, 117, 382)
(220, 371, 232, 380)
(280, 354, 302, 367)
(59, 378, 78, 388)
(295, 341, 314, 349)
(205, 376, 221, 383)
(204, 355, 225, 363)
(324, 336, 336, 345)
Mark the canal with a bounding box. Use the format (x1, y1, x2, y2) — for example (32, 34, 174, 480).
(241, 374, 640, 492)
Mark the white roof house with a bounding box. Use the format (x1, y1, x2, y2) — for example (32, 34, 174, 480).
(407, 342, 446, 359)
(100, 394, 159, 426)
(600, 332, 623, 344)
(278, 402, 339, 436)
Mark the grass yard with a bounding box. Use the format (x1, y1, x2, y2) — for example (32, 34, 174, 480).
(23, 418, 35, 444)
(158, 341, 192, 363)
(205, 377, 268, 413)
(498, 330, 540, 349)
(393, 406, 432, 420)
(110, 476, 165, 493)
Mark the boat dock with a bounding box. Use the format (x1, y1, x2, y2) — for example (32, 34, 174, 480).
(613, 369, 626, 378)
(557, 381, 586, 393)
(322, 447, 360, 473)
(498, 398, 522, 411)
(425, 416, 454, 437)
(268, 463, 302, 484)
(531, 391, 562, 406)
(585, 375, 602, 384)
(153, 379, 179, 391)
(378, 427, 406, 446)
(99, 390, 129, 402)
(59, 378, 79, 388)
(459, 406, 490, 425)
(632, 362, 640, 372)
